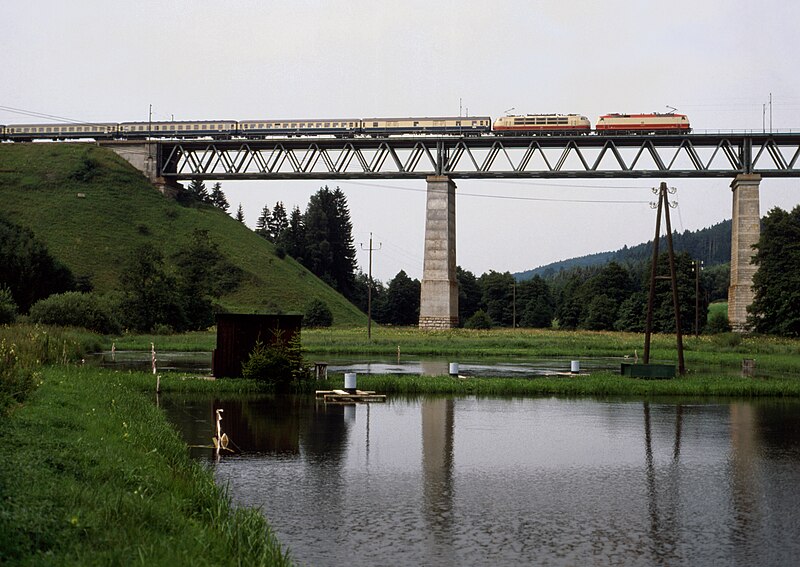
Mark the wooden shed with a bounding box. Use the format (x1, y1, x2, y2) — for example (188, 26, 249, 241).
(212, 313, 303, 378)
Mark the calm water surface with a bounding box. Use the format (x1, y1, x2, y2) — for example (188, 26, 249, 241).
(163, 395, 800, 566)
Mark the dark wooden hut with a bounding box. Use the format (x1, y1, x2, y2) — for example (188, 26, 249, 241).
(212, 313, 302, 378)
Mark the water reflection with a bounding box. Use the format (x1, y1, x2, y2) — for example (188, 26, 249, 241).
(162, 395, 800, 566)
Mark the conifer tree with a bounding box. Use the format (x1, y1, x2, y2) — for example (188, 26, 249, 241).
(209, 182, 230, 211)
(255, 204, 271, 239)
(235, 203, 245, 223)
(269, 201, 289, 242)
(187, 179, 210, 203)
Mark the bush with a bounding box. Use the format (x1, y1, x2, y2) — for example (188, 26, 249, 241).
(713, 332, 743, 348)
(464, 309, 492, 330)
(706, 310, 731, 334)
(0, 287, 17, 325)
(28, 292, 122, 335)
(241, 335, 308, 390)
(304, 299, 333, 328)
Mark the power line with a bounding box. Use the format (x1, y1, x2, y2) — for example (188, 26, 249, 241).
(0, 105, 109, 127)
(342, 180, 652, 204)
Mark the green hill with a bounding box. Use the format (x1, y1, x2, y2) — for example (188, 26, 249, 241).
(0, 143, 366, 326)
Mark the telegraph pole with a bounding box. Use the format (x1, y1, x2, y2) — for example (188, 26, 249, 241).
(643, 182, 686, 375)
(360, 233, 381, 339)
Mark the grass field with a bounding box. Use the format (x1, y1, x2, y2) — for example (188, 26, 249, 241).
(0, 143, 366, 325)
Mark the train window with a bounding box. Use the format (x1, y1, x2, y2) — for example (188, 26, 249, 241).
(194, 125, 199, 130)
(332, 122, 338, 127)
(258, 123, 264, 128)
(324, 122, 330, 127)
(154, 125, 160, 131)
(373, 122, 379, 127)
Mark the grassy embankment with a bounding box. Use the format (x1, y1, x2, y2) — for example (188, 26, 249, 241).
(0, 142, 365, 325)
(0, 325, 291, 566)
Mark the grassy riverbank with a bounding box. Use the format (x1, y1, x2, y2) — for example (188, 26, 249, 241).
(114, 326, 800, 378)
(0, 365, 291, 566)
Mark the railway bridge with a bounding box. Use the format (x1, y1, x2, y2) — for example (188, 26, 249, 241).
(102, 132, 800, 331)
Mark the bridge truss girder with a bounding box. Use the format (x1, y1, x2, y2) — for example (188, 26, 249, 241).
(158, 133, 800, 180)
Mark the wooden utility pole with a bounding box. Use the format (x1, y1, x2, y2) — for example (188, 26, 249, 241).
(643, 182, 686, 375)
(360, 233, 381, 339)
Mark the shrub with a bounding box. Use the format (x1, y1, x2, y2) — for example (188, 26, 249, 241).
(706, 310, 731, 334)
(274, 245, 287, 259)
(0, 287, 17, 325)
(241, 335, 308, 390)
(713, 332, 743, 348)
(28, 292, 122, 335)
(464, 309, 492, 330)
(304, 299, 333, 328)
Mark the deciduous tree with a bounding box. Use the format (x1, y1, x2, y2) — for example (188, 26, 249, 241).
(748, 206, 800, 336)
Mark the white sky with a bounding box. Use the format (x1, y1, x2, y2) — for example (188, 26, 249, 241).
(3, 0, 799, 282)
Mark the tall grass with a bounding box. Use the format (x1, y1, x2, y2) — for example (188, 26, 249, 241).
(0, 365, 292, 566)
(0, 323, 104, 412)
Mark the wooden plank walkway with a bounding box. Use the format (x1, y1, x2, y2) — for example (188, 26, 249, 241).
(316, 389, 387, 404)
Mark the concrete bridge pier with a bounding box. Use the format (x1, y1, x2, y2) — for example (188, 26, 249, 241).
(419, 176, 459, 329)
(728, 174, 761, 332)
(100, 141, 179, 196)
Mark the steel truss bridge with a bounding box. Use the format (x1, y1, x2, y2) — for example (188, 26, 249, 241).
(155, 132, 800, 180)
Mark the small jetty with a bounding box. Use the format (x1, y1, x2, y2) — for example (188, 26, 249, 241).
(316, 389, 387, 405)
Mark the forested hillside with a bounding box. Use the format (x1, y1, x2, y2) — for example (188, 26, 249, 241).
(517, 220, 732, 280)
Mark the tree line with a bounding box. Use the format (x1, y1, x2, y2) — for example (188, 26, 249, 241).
(3, 178, 799, 338)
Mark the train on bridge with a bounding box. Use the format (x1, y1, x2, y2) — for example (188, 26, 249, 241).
(0, 112, 690, 142)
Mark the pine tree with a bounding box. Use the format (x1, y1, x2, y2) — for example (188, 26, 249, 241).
(302, 186, 358, 300)
(209, 182, 230, 211)
(235, 203, 245, 223)
(187, 179, 210, 203)
(269, 201, 289, 242)
(281, 206, 305, 259)
(255, 204, 271, 239)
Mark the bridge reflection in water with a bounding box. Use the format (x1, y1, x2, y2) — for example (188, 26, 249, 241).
(162, 394, 800, 566)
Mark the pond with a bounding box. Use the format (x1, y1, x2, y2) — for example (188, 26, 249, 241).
(163, 393, 800, 566)
(93, 350, 649, 377)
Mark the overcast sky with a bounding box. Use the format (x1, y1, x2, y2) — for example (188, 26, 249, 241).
(3, 0, 799, 282)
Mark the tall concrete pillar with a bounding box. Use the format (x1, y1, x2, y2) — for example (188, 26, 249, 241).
(419, 176, 459, 329)
(728, 174, 761, 332)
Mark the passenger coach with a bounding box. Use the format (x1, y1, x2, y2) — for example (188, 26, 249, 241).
(361, 116, 491, 136)
(493, 114, 591, 135)
(5, 122, 118, 141)
(120, 121, 237, 139)
(238, 118, 361, 138)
